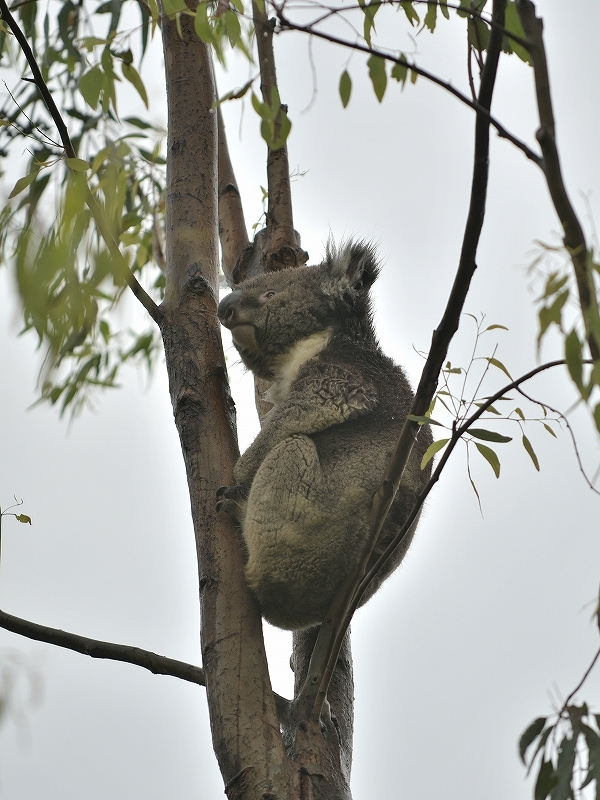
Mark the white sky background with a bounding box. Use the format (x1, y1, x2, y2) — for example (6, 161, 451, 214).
(0, 1, 600, 798)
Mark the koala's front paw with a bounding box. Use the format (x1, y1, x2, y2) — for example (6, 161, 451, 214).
(216, 484, 247, 515)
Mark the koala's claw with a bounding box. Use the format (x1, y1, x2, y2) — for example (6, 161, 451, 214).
(216, 484, 246, 513)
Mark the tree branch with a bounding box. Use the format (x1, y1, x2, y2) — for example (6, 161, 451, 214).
(252, 2, 308, 271)
(158, 8, 292, 795)
(0, 607, 206, 685)
(275, 5, 542, 167)
(360, 359, 574, 591)
(289, 0, 531, 49)
(0, 0, 161, 322)
(217, 105, 250, 284)
(295, 0, 509, 722)
(515, 386, 600, 496)
(516, 0, 600, 361)
(299, 354, 585, 719)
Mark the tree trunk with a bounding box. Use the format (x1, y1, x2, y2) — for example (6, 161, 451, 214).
(159, 9, 293, 798)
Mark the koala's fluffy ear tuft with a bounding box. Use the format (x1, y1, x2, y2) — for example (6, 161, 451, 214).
(326, 240, 379, 293)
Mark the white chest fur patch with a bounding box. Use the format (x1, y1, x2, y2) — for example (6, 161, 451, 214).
(266, 329, 333, 404)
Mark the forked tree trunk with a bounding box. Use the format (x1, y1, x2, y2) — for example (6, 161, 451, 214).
(158, 6, 354, 800)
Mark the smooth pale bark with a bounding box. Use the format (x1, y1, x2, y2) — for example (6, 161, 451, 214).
(159, 10, 292, 798)
(253, 2, 308, 272)
(218, 106, 250, 283)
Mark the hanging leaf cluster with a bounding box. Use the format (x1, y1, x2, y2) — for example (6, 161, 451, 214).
(333, 0, 532, 108)
(0, 0, 167, 415)
(520, 703, 600, 800)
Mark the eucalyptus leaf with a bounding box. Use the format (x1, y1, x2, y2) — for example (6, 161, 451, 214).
(522, 435, 540, 471)
(519, 717, 547, 765)
(420, 438, 449, 469)
(339, 70, 352, 108)
(468, 428, 512, 443)
(474, 443, 501, 478)
(367, 55, 387, 102)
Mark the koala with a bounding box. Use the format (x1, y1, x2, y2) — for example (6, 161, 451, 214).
(217, 242, 432, 630)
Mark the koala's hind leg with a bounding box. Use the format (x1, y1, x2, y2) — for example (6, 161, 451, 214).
(243, 434, 353, 630)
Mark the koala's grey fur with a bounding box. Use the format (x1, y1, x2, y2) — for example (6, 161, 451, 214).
(217, 242, 432, 630)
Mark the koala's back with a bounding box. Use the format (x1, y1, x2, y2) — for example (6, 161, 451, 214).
(243, 335, 431, 630)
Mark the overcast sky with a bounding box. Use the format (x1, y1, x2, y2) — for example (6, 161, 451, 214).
(1, 1, 600, 798)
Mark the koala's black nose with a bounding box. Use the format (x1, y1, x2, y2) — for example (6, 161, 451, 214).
(217, 290, 241, 328)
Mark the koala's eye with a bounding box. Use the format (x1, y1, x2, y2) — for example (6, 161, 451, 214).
(260, 291, 276, 303)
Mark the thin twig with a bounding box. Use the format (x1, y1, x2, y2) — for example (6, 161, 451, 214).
(292, 0, 512, 721)
(559, 644, 600, 717)
(516, 386, 600, 496)
(253, 2, 307, 270)
(275, 7, 542, 167)
(516, 0, 600, 361)
(276, 0, 531, 50)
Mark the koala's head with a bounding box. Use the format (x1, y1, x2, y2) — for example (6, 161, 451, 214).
(218, 241, 379, 379)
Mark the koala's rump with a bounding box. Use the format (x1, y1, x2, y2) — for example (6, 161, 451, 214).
(243, 422, 403, 630)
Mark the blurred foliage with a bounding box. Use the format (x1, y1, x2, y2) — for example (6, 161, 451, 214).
(520, 596, 600, 800)
(0, 0, 173, 414)
(528, 242, 600, 435)
(521, 700, 600, 800)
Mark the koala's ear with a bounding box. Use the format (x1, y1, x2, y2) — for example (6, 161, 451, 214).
(327, 241, 379, 292)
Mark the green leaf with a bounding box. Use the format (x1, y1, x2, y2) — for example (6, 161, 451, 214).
(594, 403, 600, 435)
(124, 116, 153, 129)
(270, 109, 292, 151)
(391, 58, 408, 85)
(468, 471, 482, 510)
(485, 323, 509, 332)
(163, 0, 189, 15)
(543, 272, 569, 299)
(514, 407, 525, 420)
(251, 91, 270, 120)
(9, 171, 39, 198)
(519, 717, 547, 764)
(99, 320, 110, 343)
(339, 70, 352, 108)
(538, 290, 569, 342)
(423, 2, 437, 32)
(363, 0, 379, 46)
(79, 66, 104, 110)
(15, 514, 32, 524)
(534, 759, 557, 800)
(528, 726, 555, 777)
(194, 1, 213, 43)
(122, 63, 148, 108)
(522, 435, 540, 471)
(486, 356, 513, 380)
(420, 438, 449, 469)
(469, 428, 512, 443)
(367, 55, 387, 102)
(565, 329, 585, 393)
(468, 17, 490, 51)
(66, 157, 90, 172)
(503, 1, 532, 64)
(475, 443, 501, 478)
(543, 423, 557, 438)
(399, 1, 419, 25)
(551, 734, 577, 800)
(473, 403, 500, 415)
(224, 10, 241, 46)
(407, 414, 444, 426)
